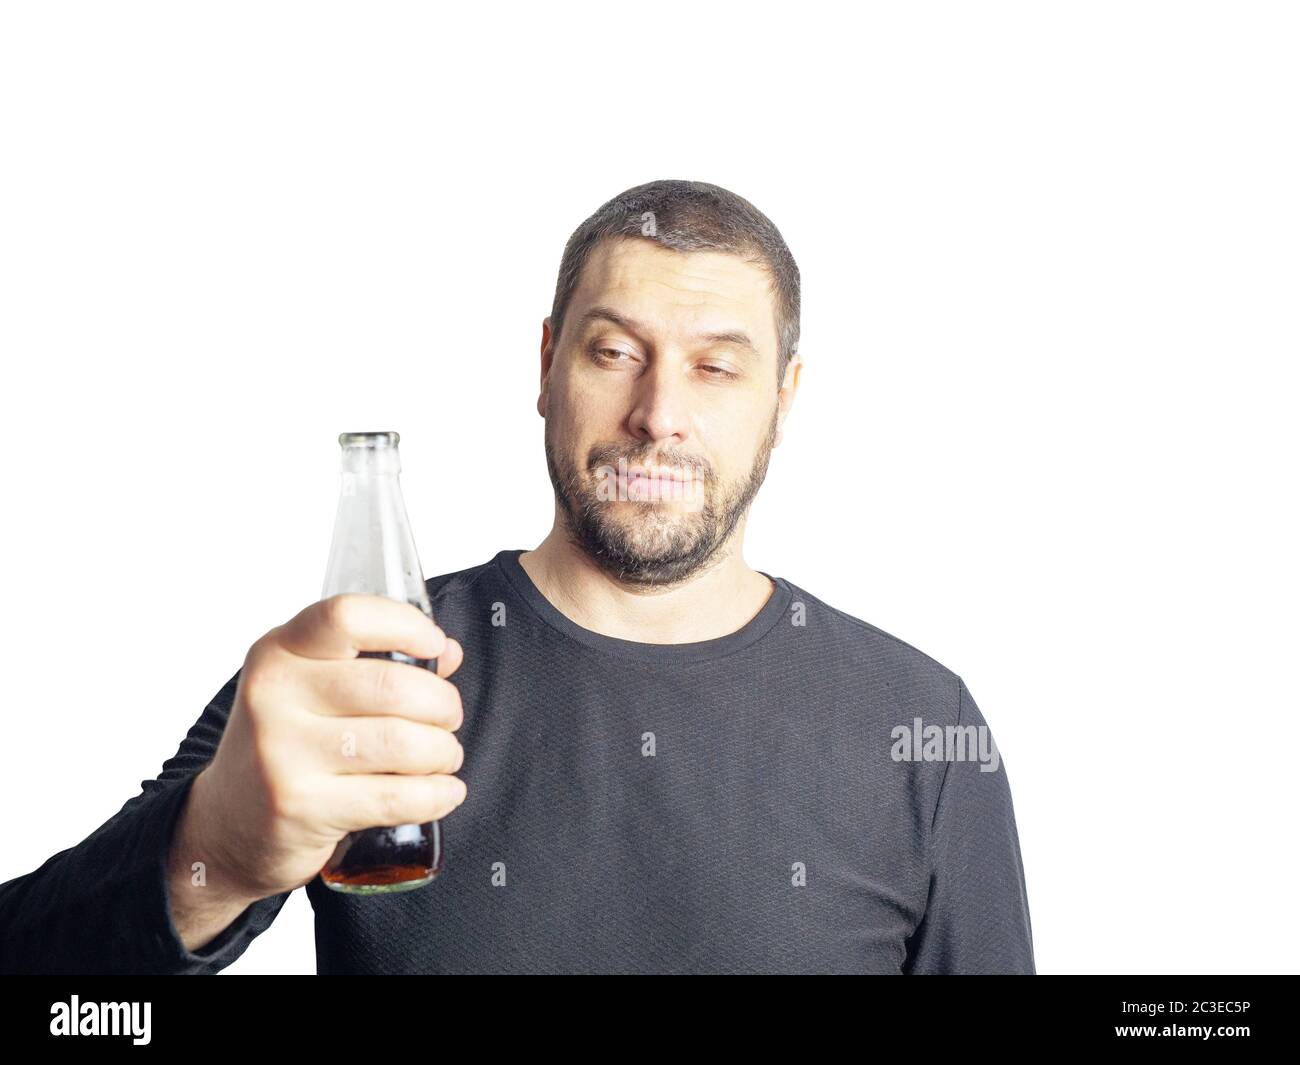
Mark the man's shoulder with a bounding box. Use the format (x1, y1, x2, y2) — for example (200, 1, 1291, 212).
(424, 550, 507, 604)
(780, 575, 964, 694)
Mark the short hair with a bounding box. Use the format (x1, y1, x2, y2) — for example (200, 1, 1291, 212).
(549, 179, 800, 384)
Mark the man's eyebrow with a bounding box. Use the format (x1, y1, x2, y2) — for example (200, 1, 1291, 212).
(577, 305, 759, 358)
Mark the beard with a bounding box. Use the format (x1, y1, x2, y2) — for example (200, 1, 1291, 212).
(543, 406, 779, 588)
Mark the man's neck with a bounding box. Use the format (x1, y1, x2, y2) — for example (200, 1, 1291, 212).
(518, 529, 775, 645)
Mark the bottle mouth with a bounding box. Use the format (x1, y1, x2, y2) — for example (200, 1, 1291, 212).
(339, 431, 399, 448)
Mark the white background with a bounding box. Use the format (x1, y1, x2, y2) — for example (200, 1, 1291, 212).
(1, 1, 1295, 975)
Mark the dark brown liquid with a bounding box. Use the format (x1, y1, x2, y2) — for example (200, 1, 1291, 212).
(319, 648, 443, 893)
(320, 822, 442, 890)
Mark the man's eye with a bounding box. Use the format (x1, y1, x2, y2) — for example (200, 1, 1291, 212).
(592, 348, 735, 379)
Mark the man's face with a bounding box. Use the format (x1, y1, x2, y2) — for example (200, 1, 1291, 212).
(537, 236, 799, 587)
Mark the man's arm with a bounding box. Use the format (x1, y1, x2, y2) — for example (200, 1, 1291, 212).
(0, 668, 293, 975)
(903, 677, 1036, 974)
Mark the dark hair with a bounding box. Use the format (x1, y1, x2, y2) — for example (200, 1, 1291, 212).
(549, 179, 800, 383)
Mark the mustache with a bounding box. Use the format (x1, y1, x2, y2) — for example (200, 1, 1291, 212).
(586, 446, 710, 480)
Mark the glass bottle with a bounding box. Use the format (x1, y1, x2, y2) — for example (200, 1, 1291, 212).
(318, 430, 443, 894)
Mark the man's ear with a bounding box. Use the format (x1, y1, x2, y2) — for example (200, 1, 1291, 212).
(774, 352, 802, 447)
(538, 316, 554, 418)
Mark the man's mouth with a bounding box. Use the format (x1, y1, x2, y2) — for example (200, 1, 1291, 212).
(612, 465, 703, 502)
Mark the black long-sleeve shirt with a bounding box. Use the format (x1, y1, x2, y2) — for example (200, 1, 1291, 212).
(0, 549, 1035, 974)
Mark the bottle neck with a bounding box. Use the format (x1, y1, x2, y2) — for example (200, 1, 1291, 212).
(341, 444, 401, 476)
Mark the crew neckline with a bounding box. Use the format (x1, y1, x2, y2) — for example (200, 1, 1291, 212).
(493, 548, 793, 663)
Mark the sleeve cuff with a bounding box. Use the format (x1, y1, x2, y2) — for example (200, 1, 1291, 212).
(141, 774, 292, 975)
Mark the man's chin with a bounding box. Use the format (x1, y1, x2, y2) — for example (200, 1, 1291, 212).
(579, 520, 711, 572)
(596, 532, 694, 564)
(602, 510, 700, 544)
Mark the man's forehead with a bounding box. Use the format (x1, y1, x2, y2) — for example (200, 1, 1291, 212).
(571, 238, 779, 350)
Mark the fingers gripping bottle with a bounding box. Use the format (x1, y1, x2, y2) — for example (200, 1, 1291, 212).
(318, 431, 443, 894)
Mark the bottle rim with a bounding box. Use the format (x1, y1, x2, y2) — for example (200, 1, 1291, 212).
(338, 431, 399, 448)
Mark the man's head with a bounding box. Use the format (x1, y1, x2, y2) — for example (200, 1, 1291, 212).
(537, 179, 802, 587)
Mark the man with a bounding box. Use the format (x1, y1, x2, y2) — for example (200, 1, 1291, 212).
(0, 179, 1035, 974)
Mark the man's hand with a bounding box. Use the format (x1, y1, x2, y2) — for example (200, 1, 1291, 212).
(166, 594, 466, 949)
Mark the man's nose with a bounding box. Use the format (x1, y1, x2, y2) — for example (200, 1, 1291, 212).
(625, 356, 691, 444)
